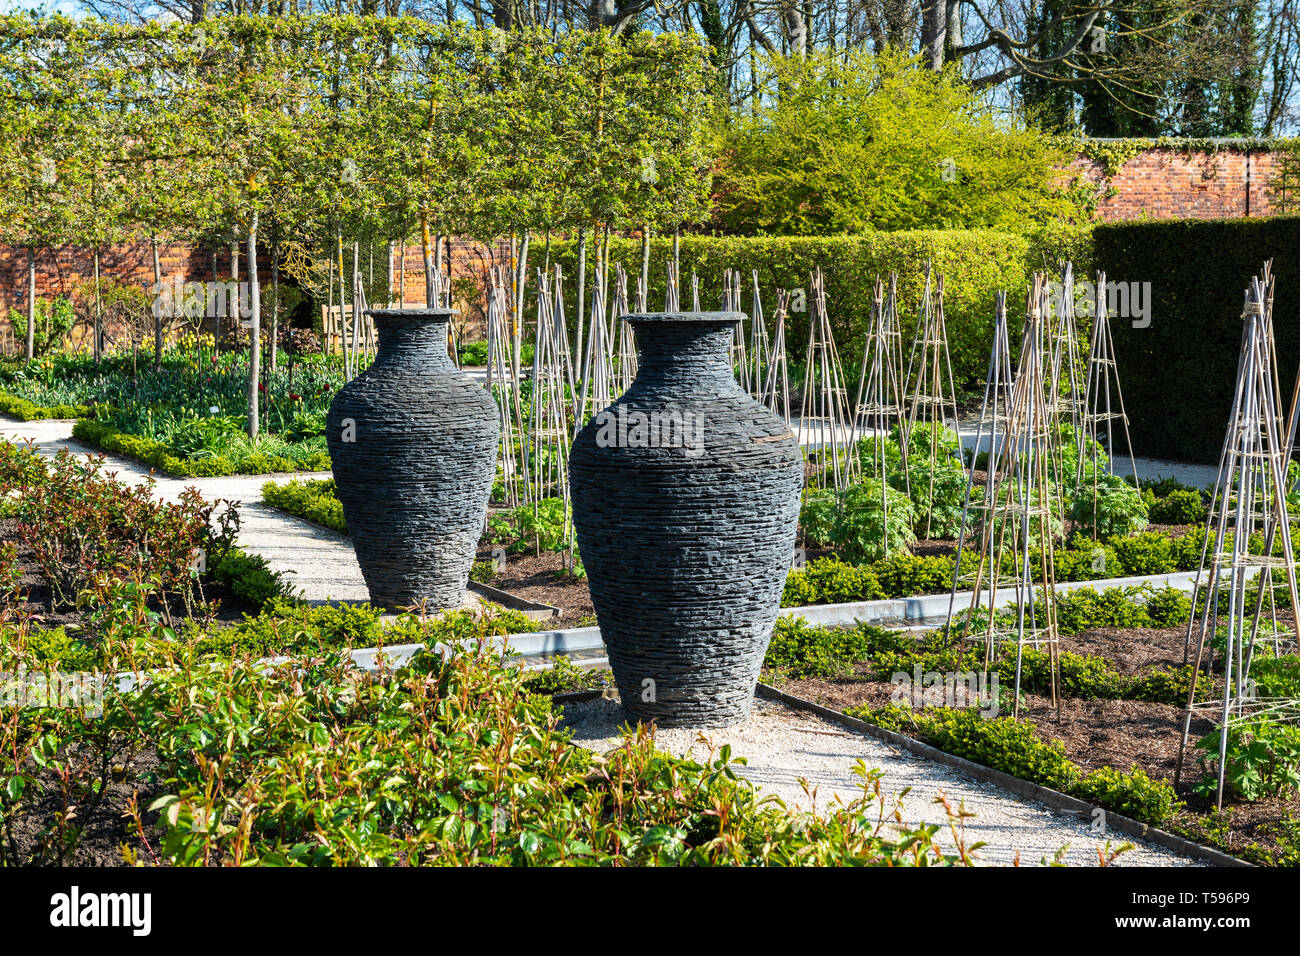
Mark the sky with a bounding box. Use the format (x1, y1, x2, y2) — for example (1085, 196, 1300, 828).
(0, 0, 83, 13)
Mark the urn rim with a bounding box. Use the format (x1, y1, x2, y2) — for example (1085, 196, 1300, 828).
(363, 307, 459, 325)
(623, 310, 744, 326)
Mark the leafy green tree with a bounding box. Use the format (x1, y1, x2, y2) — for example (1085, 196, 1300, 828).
(713, 48, 1080, 235)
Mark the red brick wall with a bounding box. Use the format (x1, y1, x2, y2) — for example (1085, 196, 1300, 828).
(1067, 147, 1280, 221)
(0, 236, 515, 352)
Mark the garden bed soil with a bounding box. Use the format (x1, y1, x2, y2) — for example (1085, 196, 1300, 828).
(4, 748, 164, 867)
(476, 547, 594, 628)
(772, 620, 1300, 865)
(1, 517, 262, 633)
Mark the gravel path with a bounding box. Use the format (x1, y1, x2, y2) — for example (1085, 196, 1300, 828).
(562, 694, 1204, 867)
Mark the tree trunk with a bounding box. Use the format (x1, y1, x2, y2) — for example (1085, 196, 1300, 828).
(93, 247, 102, 365)
(421, 214, 435, 307)
(575, 227, 587, 364)
(151, 237, 162, 370)
(639, 226, 650, 311)
(921, 0, 947, 70)
(25, 247, 36, 361)
(270, 225, 280, 375)
(398, 239, 407, 308)
(514, 229, 529, 376)
(229, 242, 240, 342)
(246, 214, 261, 439)
(782, 0, 808, 56)
(434, 233, 445, 306)
(945, 0, 962, 62)
(385, 239, 394, 307)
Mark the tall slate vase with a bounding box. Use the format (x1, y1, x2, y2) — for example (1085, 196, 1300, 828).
(569, 312, 802, 727)
(327, 308, 498, 611)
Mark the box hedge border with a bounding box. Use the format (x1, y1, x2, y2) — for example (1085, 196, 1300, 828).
(72, 419, 331, 478)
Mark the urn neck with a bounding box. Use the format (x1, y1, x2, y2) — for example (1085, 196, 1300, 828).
(631, 317, 741, 391)
(370, 310, 456, 373)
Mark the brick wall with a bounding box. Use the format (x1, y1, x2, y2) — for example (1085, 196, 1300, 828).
(0, 236, 515, 352)
(1068, 147, 1280, 221)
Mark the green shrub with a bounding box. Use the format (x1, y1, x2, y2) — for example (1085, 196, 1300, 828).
(712, 48, 1077, 237)
(1095, 215, 1300, 464)
(1149, 488, 1207, 525)
(469, 559, 498, 585)
(72, 418, 330, 478)
(873, 551, 955, 597)
(210, 549, 288, 610)
(1145, 586, 1193, 627)
(1053, 539, 1123, 581)
(0, 389, 94, 421)
(1069, 474, 1149, 538)
(783, 556, 884, 607)
(849, 704, 1177, 826)
(1052, 586, 1155, 634)
(1074, 766, 1179, 826)
(1109, 531, 1178, 576)
(262, 478, 347, 534)
(920, 709, 1080, 792)
(764, 617, 899, 681)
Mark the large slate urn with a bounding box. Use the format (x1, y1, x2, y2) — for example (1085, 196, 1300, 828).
(326, 308, 498, 611)
(569, 311, 802, 726)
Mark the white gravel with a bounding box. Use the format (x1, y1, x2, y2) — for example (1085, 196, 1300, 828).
(561, 694, 1205, 867)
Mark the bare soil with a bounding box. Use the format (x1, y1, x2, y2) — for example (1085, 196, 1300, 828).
(774, 622, 1300, 865)
(476, 546, 595, 628)
(1, 517, 263, 633)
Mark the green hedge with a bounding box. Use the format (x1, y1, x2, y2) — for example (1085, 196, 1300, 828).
(849, 705, 1179, 826)
(72, 419, 331, 478)
(0, 389, 95, 421)
(1096, 216, 1300, 463)
(546, 227, 1091, 390)
(262, 478, 348, 534)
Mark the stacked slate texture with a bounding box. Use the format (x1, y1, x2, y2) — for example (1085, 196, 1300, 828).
(570, 312, 803, 727)
(327, 309, 499, 612)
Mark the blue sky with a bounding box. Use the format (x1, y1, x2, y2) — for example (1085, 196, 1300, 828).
(0, 0, 83, 13)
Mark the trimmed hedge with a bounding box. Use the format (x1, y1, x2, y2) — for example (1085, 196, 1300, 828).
(1096, 215, 1300, 463)
(849, 705, 1179, 826)
(72, 419, 331, 478)
(261, 477, 348, 534)
(0, 389, 95, 421)
(547, 227, 1091, 390)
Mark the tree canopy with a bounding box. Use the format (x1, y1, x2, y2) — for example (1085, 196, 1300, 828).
(712, 48, 1079, 235)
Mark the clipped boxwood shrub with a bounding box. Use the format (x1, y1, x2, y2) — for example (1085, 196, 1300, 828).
(73, 418, 330, 478)
(262, 477, 347, 533)
(1149, 488, 1207, 525)
(0, 389, 95, 421)
(849, 705, 1179, 826)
